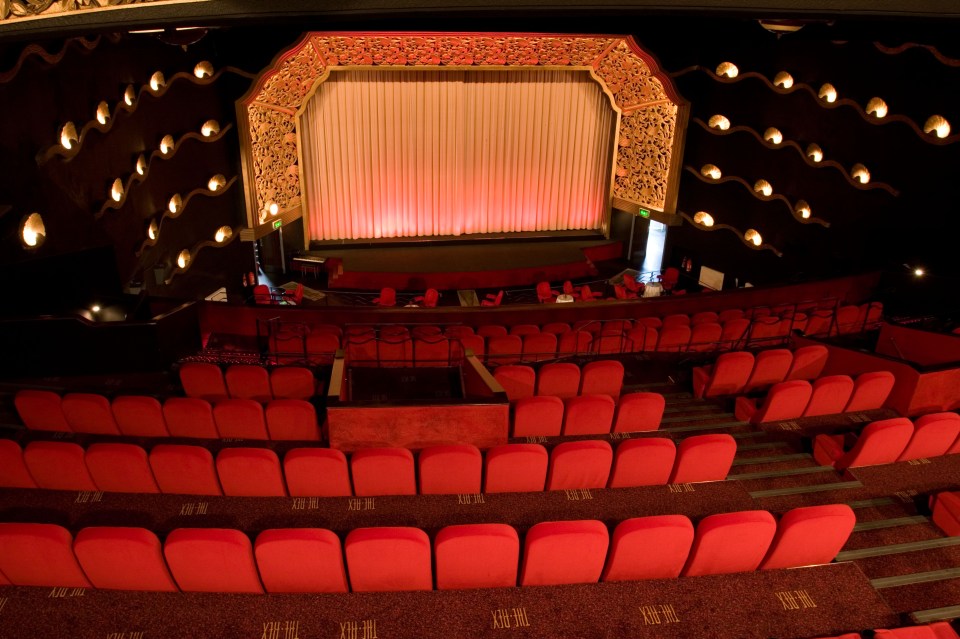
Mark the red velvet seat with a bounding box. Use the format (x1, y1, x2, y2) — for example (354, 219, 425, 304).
(74, 527, 177, 591)
(692, 351, 755, 399)
(0, 523, 91, 587)
(513, 396, 564, 437)
(786, 345, 829, 381)
(444, 326, 473, 338)
(602, 515, 694, 581)
(351, 447, 416, 496)
(874, 623, 960, 639)
(85, 443, 160, 493)
(719, 317, 751, 350)
(656, 325, 691, 352)
(557, 329, 593, 355)
(413, 336, 453, 366)
(487, 335, 523, 365)
(283, 448, 352, 497)
(669, 434, 737, 483)
(484, 444, 548, 493)
(804, 308, 836, 336)
(748, 315, 787, 347)
(844, 371, 896, 412)
(608, 438, 676, 487)
(612, 392, 664, 432)
(305, 331, 340, 360)
(682, 510, 777, 576)
(459, 334, 485, 358)
(378, 334, 412, 367)
(476, 324, 508, 338)
(662, 313, 690, 328)
(759, 504, 856, 570)
(269, 367, 315, 399)
(834, 304, 862, 334)
(482, 290, 505, 307)
(345, 527, 432, 592)
(61, 392, 121, 435)
(162, 397, 219, 438)
(813, 417, 914, 470)
(415, 288, 440, 308)
(897, 412, 960, 461)
(23, 441, 97, 490)
(536, 362, 581, 398)
(14, 389, 71, 432)
(734, 380, 813, 424)
(592, 333, 628, 355)
(149, 444, 222, 495)
(0, 440, 38, 488)
(579, 360, 624, 399)
(522, 332, 557, 361)
(345, 331, 378, 364)
(510, 323, 540, 336)
(692, 311, 719, 325)
(520, 520, 609, 585)
(546, 440, 613, 490)
(418, 444, 482, 494)
(164, 528, 263, 593)
(179, 362, 228, 401)
(225, 364, 272, 401)
(435, 524, 519, 589)
(541, 322, 570, 335)
(254, 528, 348, 593)
(112, 395, 169, 437)
(265, 399, 320, 440)
(493, 364, 536, 401)
(213, 399, 268, 439)
(718, 309, 745, 323)
(562, 394, 615, 435)
(216, 448, 286, 496)
(803, 375, 855, 417)
(931, 492, 960, 537)
(373, 287, 397, 307)
(859, 301, 884, 330)
(627, 326, 658, 352)
(743, 348, 793, 393)
(688, 322, 722, 352)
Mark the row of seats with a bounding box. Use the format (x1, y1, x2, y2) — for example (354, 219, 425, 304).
(0, 435, 736, 496)
(819, 624, 960, 639)
(494, 360, 624, 400)
(733, 371, 895, 424)
(813, 414, 960, 471)
(0, 504, 855, 592)
(693, 346, 829, 398)
(13, 391, 319, 440)
(179, 363, 317, 402)
(511, 392, 665, 437)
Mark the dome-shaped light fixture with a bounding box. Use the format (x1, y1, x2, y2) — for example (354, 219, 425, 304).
(176, 249, 191, 269)
(201, 120, 220, 137)
(700, 164, 722, 179)
(268, 201, 279, 216)
(818, 83, 837, 103)
(60, 122, 78, 150)
(805, 143, 823, 162)
(20, 212, 46, 249)
(763, 127, 783, 144)
(135, 154, 147, 176)
(852, 163, 871, 184)
(866, 97, 888, 118)
(744, 228, 763, 246)
(708, 114, 731, 131)
(693, 211, 715, 227)
(773, 71, 794, 89)
(207, 174, 227, 192)
(147, 219, 158, 241)
(214, 225, 233, 243)
(149, 71, 165, 92)
(159, 134, 174, 155)
(924, 115, 951, 138)
(96, 101, 110, 125)
(716, 62, 739, 78)
(794, 200, 811, 219)
(194, 61, 214, 79)
(168, 194, 182, 214)
(754, 179, 773, 197)
(123, 85, 136, 107)
(110, 178, 124, 202)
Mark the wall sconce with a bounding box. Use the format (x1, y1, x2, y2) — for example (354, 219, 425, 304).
(159, 135, 174, 155)
(20, 212, 46, 249)
(124, 85, 136, 107)
(805, 143, 823, 162)
(215, 225, 233, 243)
(763, 127, 783, 144)
(60, 122, 78, 150)
(818, 83, 837, 103)
(693, 211, 714, 227)
(177, 249, 191, 269)
(716, 62, 738, 78)
(135, 154, 147, 176)
(268, 201, 279, 216)
(744, 228, 763, 246)
(852, 163, 871, 184)
(194, 61, 214, 79)
(866, 97, 888, 118)
(96, 101, 110, 125)
(110, 178, 124, 202)
(700, 164, 722, 179)
(201, 120, 220, 137)
(773, 71, 793, 89)
(924, 115, 951, 138)
(149, 71, 165, 92)
(794, 200, 811, 219)
(753, 179, 773, 196)
(708, 115, 730, 130)
(148, 219, 158, 241)
(168, 194, 182, 213)
(207, 174, 227, 192)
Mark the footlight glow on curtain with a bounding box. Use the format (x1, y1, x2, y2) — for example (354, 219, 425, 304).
(299, 68, 617, 241)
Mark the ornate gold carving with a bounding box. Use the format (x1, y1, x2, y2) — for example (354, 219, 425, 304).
(0, 0, 172, 21)
(613, 103, 678, 208)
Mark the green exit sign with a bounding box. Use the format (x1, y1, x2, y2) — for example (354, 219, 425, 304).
(272, 219, 283, 230)
(639, 209, 650, 218)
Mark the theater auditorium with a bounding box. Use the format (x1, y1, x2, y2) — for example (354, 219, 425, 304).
(2, 1, 960, 637)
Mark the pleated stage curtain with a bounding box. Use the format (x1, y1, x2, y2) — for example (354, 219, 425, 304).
(299, 69, 616, 241)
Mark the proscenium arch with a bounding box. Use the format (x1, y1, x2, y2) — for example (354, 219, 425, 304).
(237, 32, 688, 241)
